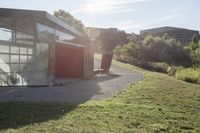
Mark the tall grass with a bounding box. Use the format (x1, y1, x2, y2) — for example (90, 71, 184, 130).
(176, 68, 200, 85)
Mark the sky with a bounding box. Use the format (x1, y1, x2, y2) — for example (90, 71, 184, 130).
(0, 0, 199, 34)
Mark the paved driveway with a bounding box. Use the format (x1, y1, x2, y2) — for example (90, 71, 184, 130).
(0, 59, 143, 104)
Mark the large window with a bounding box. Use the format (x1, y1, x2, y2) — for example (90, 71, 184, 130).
(36, 23, 56, 84)
(0, 17, 12, 86)
(0, 17, 37, 86)
(56, 30, 75, 42)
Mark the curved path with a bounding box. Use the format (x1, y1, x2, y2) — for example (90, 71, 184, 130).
(0, 59, 143, 104)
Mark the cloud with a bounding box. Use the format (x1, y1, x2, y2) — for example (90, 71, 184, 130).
(159, 14, 181, 21)
(114, 20, 144, 30)
(114, 14, 187, 33)
(71, 0, 152, 15)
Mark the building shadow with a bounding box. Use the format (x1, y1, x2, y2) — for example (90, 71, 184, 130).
(0, 102, 77, 130)
(0, 73, 122, 130)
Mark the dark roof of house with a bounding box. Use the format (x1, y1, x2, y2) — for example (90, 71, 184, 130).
(140, 26, 199, 34)
(0, 8, 85, 38)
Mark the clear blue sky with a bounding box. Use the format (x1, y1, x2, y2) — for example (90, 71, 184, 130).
(0, 0, 199, 34)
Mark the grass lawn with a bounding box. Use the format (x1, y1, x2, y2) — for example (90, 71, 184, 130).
(0, 58, 200, 133)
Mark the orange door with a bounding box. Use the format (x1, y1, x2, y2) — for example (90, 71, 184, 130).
(55, 44, 84, 78)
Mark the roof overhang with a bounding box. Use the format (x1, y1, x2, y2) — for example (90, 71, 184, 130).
(0, 8, 86, 38)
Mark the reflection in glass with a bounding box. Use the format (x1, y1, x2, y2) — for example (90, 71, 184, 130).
(0, 28, 12, 41)
(36, 23, 55, 85)
(10, 64, 20, 72)
(0, 45, 9, 53)
(56, 30, 75, 42)
(11, 55, 19, 63)
(11, 46, 20, 54)
(20, 55, 27, 63)
(0, 54, 9, 63)
(20, 47, 27, 54)
(16, 31, 34, 45)
(28, 48, 33, 55)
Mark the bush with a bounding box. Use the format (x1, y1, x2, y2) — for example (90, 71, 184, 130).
(145, 62, 169, 73)
(185, 37, 200, 64)
(114, 34, 191, 68)
(167, 66, 177, 76)
(175, 68, 200, 84)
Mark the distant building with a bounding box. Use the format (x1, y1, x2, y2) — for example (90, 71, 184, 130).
(140, 26, 199, 44)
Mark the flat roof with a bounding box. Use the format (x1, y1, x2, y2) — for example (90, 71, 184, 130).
(0, 8, 85, 38)
(140, 26, 199, 34)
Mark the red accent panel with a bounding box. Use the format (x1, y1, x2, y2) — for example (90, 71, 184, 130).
(55, 44, 84, 78)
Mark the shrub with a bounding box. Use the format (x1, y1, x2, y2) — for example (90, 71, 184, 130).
(146, 62, 169, 73)
(167, 66, 177, 76)
(175, 68, 200, 84)
(114, 34, 191, 68)
(185, 37, 200, 64)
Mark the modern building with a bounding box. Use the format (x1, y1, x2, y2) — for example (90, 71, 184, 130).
(0, 8, 94, 86)
(140, 26, 199, 44)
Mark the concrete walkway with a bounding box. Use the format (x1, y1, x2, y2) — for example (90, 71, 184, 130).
(0, 60, 143, 104)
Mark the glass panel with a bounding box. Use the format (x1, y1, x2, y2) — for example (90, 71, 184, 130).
(28, 55, 33, 61)
(56, 30, 75, 42)
(20, 55, 27, 63)
(0, 17, 12, 86)
(11, 46, 20, 54)
(0, 63, 10, 73)
(36, 23, 55, 85)
(16, 18, 34, 45)
(11, 55, 19, 63)
(20, 47, 27, 54)
(0, 17, 12, 42)
(10, 63, 20, 72)
(0, 73, 9, 86)
(0, 45, 9, 53)
(0, 54, 9, 63)
(37, 23, 55, 43)
(28, 48, 33, 55)
(16, 31, 34, 45)
(0, 28, 12, 41)
(20, 64, 27, 72)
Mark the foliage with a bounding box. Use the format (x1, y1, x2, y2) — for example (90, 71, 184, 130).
(97, 29, 128, 51)
(167, 66, 177, 76)
(1, 60, 200, 132)
(54, 9, 86, 34)
(147, 62, 169, 73)
(176, 68, 200, 84)
(114, 34, 191, 67)
(185, 37, 200, 64)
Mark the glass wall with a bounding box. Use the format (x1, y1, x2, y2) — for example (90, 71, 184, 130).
(0, 16, 55, 86)
(0, 17, 13, 86)
(36, 23, 55, 85)
(0, 14, 83, 86)
(14, 18, 35, 86)
(0, 17, 37, 86)
(56, 30, 75, 42)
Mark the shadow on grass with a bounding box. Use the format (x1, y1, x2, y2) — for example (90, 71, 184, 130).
(0, 102, 76, 130)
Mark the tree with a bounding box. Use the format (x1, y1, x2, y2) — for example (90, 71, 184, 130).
(186, 37, 200, 63)
(114, 34, 191, 65)
(97, 28, 128, 51)
(54, 9, 86, 34)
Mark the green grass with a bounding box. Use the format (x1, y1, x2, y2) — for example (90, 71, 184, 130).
(176, 68, 200, 85)
(0, 58, 200, 133)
